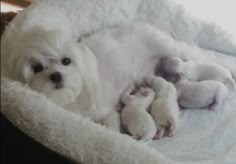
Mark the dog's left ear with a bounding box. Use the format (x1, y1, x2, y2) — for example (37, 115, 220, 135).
(76, 43, 101, 111)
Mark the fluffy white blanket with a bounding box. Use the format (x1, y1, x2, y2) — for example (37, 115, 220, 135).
(1, 0, 236, 164)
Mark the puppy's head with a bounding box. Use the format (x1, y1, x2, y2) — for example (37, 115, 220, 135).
(160, 57, 184, 83)
(127, 87, 155, 108)
(161, 57, 183, 75)
(2, 29, 99, 107)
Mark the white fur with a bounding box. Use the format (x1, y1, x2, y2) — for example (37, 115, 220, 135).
(162, 57, 236, 90)
(2, 22, 235, 132)
(1, 28, 106, 122)
(1, 0, 236, 163)
(120, 84, 156, 141)
(146, 76, 179, 139)
(175, 79, 228, 110)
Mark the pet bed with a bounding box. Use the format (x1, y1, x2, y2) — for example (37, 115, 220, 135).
(1, 0, 236, 164)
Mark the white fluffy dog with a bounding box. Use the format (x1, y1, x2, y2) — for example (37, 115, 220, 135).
(175, 79, 228, 110)
(120, 84, 156, 140)
(161, 56, 236, 90)
(145, 76, 179, 139)
(1, 28, 107, 122)
(2, 22, 236, 132)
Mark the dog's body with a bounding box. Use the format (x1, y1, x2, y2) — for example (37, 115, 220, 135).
(162, 57, 236, 90)
(120, 84, 156, 140)
(145, 76, 179, 139)
(175, 79, 228, 110)
(2, 22, 236, 132)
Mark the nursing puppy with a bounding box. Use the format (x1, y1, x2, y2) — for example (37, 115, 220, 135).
(175, 79, 228, 110)
(146, 76, 179, 139)
(120, 84, 156, 141)
(161, 57, 236, 90)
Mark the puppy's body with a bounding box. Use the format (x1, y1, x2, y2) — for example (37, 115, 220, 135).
(120, 85, 156, 140)
(175, 79, 228, 110)
(146, 76, 179, 139)
(162, 57, 236, 90)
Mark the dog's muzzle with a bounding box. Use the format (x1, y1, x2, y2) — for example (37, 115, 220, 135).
(49, 72, 63, 89)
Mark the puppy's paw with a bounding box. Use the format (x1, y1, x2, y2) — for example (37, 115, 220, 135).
(164, 121, 175, 137)
(155, 115, 178, 139)
(153, 123, 174, 140)
(208, 99, 218, 111)
(138, 87, 155, 97)
(143, 76, 156, 87)
(153, 128, 165, 140)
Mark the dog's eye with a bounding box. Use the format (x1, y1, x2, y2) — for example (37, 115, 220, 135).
(61, 58, 71, 66)
(32, 64, 43, 73)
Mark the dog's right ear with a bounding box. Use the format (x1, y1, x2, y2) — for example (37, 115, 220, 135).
(20, 62, 34, 83)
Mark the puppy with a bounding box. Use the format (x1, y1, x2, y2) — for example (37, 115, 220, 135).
(161, 57, 236, 90)
(175, 79, 228, 110)
(146, 76, 179, 139)
(120, 84, 157, 141)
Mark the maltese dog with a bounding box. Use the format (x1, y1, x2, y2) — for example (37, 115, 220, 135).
(175, 79, 228, 111)
(145, 76, 179, 140)
(1, 28, 106, 122)
(2, 22, 236, 133)
(120, 83, 156, 140)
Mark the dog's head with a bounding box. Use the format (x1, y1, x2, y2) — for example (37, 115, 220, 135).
(2, 29, 100, 107)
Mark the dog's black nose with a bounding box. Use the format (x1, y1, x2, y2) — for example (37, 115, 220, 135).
(49, 72, 62, 83)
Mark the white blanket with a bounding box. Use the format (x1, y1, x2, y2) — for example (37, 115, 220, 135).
(1, 0, 236, 164)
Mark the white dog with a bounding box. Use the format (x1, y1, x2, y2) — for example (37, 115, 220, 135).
(1, 28, 110, 123)
(120, 84, 157, 140)
(175, 79, 228, 110)
(161, 56, 236, 90)
(2, 22, 236, 132)
(145, 76, 179, 139)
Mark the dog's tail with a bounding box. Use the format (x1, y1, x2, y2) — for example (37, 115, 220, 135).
(224, 77, 236, 91)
